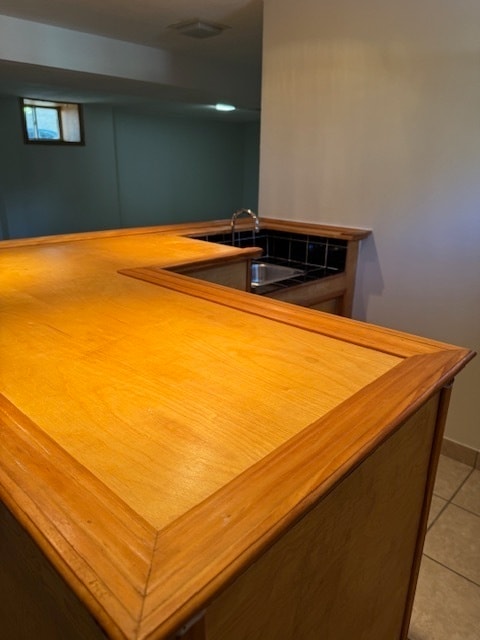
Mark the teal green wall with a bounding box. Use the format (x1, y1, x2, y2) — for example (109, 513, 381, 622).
(0, 97, 260, 240)
(242, 122, 261, 210)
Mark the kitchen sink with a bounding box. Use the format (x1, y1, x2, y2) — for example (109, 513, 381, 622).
(251, 262, 304, 288)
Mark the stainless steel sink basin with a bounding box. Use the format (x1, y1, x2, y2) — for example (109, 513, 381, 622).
(251, 262, 304, 287)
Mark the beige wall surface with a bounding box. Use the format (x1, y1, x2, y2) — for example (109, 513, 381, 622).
(260, 0, 480, 450)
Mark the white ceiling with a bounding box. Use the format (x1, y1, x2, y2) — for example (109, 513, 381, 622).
(0, 0, 263, 120)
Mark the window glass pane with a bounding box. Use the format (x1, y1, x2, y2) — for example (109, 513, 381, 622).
(35, 107, 60, 139)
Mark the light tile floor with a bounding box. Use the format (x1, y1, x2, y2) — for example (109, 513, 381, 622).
(409, 455, 480, 640)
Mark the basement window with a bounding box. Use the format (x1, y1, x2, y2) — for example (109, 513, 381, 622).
(20, 98, 84, 145)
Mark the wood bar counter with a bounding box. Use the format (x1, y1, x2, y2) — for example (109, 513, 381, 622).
(0, 221, 474, 640)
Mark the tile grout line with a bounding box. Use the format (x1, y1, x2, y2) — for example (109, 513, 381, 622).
(423, 466, 480, 592)
(448, 501, 480, 521)
(432, 465, 475, 505)
(449, 467, 475, 502)
(429, 466, 477, 528)
(422, 553, 480, 590)
(426, 499, 449, 531)
(410, 456, 479, 639)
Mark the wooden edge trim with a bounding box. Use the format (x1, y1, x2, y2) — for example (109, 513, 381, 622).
(0, 395, 156, 640)
(138, 350, 471, 639)
(119, 266, 474, 360)
(341, 239, 360, 317)
(0, 221, 229, 248)
(258, 217, 372, 240)
(0, 219, 371, 249)
(162, 247, 262, 273)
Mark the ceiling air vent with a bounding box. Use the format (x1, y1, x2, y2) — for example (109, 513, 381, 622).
(168, 19, 230, 39)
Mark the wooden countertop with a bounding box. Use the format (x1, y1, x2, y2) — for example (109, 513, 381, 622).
(0, 221, 474, 639)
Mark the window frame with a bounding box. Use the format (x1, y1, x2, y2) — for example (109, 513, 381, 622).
(20, 98, 85, 146)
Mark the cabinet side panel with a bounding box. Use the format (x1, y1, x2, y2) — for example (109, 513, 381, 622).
(180, 262, 249, 290)
(0, 501, 108, 640)
(206, 395, 439, 640)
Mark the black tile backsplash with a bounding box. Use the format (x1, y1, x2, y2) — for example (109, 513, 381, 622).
(326, 244, 347, 270)
(190, 229, 347, 274)
(290, 239, 307, 263)
(270, 236, 290, 261)
(307, 241, 327, 266)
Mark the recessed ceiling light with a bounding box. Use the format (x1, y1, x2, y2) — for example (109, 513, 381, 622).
(215, 103, 236, 112)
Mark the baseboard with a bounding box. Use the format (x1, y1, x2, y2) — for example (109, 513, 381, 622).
(442, 437, 479, 469)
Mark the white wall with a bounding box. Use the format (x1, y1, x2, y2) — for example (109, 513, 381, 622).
(260, 0, 480, 450)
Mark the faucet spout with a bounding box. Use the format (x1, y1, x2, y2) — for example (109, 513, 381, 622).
(230, 208, 260, 235)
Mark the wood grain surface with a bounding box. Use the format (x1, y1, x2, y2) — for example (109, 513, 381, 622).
(0, 222, 474, 639)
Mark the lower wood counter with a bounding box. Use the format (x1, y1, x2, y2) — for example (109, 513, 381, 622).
(0, 226, 475, 640)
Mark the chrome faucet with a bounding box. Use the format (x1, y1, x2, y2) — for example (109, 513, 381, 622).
(230, 209, 260, 244)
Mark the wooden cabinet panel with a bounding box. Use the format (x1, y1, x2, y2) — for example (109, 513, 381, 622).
(0, 502, 108, 640)
(183, 261, 250, 291)
(205, 395, 440, 640)
(267, 274, 347, 315)
(309, 298, 340, 314)
(166, 249, 261, 292)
